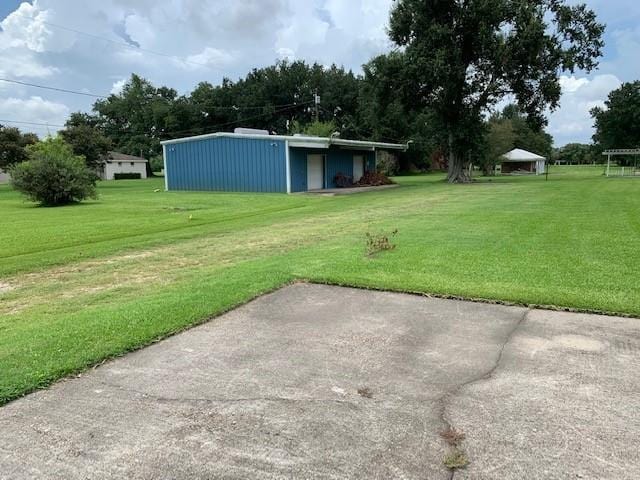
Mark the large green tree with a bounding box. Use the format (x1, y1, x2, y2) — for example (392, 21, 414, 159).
(592, 81, 640, 152)
(0, 125, 38, 170)
(388, 0, 604, 182)
(188, 61, 361, 137)
(92, 74, 183, 160)
(60, 113, 112, 169)
(482, 105, 553, 174)
(483, 118, 515, 175)
(359, 52, 443, 170)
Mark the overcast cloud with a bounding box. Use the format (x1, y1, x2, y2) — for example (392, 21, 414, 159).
(0, 0, 637, 146)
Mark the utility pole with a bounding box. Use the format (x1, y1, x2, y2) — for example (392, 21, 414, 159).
(314, 90, 320, 123)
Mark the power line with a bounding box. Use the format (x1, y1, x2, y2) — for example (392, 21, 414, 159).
(0, 78, 106, 98)
(0, 118, 65, 128)
(0, 100, 314, 138)
(13, 10, 223, 71)
(201, 101, 312, 111)
(0, 75, 315, 113)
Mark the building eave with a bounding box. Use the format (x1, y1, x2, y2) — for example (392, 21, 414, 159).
(160, 132, 407, 151)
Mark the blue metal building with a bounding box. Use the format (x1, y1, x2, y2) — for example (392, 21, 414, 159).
(161, 132, 407, 193)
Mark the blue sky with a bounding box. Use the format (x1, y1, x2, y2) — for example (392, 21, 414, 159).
(0, 0, 637, 146)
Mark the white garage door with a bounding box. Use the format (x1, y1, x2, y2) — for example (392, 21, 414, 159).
(307, 154, 324, 190)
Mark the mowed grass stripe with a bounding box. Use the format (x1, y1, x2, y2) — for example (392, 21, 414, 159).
(0, 166, 638, 404)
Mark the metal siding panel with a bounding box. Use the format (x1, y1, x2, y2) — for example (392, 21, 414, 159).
(262, 141, 269, 191)
(248, 140, 255, 191)
(165, 136, 287, 192)
(206, 139, 213, 189)
(367, 152, 376, 172)
(293, 148, 308, 192)
(214, 138, 221, 190)
(326, 147, 353, 188)
(195, 141, 201, 190)
(247, 139, 254, 191)
(237, 138, 244, 191)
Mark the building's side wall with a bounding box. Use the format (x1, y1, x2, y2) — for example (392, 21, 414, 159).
(0, 169, 10, 183)
(165, 137, 287, 192)
(289, 147, 376, 191)
(104, 162, 148, 180)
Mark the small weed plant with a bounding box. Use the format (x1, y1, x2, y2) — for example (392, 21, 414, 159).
(443, 448, 469, 470)
(365, 229, 398, 256)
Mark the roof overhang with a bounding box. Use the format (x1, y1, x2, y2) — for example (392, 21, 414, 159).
(501, 149, 546, 162)
(106, 159, 148, 163)
(161, 132, 407, 151)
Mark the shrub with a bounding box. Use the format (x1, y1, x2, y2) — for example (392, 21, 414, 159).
(376, 150, 400, 176)
(114, 172, 142, 180)
(10, 137, 97, 206)
(355, 171, 395, 186)
(149, 155, 164, 172)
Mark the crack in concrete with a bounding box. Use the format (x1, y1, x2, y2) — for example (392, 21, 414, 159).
(438, 308, 530, 479)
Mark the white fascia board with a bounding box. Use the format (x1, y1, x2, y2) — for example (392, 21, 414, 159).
(336, 145, 375, 151)
(331, 139, 406, 150)
(162, 144, 168, 191)
(161, 132, 408, 150)
(288, 140, 329, 149)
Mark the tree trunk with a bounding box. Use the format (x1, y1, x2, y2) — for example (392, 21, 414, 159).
(446, 134, 471, 183)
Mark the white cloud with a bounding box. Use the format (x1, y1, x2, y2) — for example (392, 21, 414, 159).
(549, 74, 622, 145)
(110, 79, 126, 95)
(277, 48, 296, 62)
(0, 50, 58, 78)
(0, 1, 76, 53)
(559, 76, 590, 93)
(184, 47, 235, 70)
(0, 96, 69, 135)
(123, 13, 157, 48)
(0, 0, 633, 147)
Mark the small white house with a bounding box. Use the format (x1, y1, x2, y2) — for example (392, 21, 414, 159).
(0, 169, 9, 183)
(500, 148, 546, 175)
(100, 152, 148, 180)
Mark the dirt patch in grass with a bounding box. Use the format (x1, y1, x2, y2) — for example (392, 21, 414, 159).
(0, 282, 13, 294)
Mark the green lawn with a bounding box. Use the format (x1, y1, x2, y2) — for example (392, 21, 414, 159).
(1, 167, 639, 404)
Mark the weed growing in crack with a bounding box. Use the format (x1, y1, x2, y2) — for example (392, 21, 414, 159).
(357, 387, 374, 398)
(443, 448, 469, 470)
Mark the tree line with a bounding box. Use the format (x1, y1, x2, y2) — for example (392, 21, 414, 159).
(2, 1, 615, 181)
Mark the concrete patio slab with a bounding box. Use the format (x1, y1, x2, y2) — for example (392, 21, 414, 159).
(0, 284, 638, 479)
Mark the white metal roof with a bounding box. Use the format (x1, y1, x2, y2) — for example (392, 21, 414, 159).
(501, 148, 546, 162)
(160, 132, 408, 151)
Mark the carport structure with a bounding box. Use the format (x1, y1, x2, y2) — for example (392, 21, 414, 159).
(500, 148, 546, 175)
(603, 149, 640, 176)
